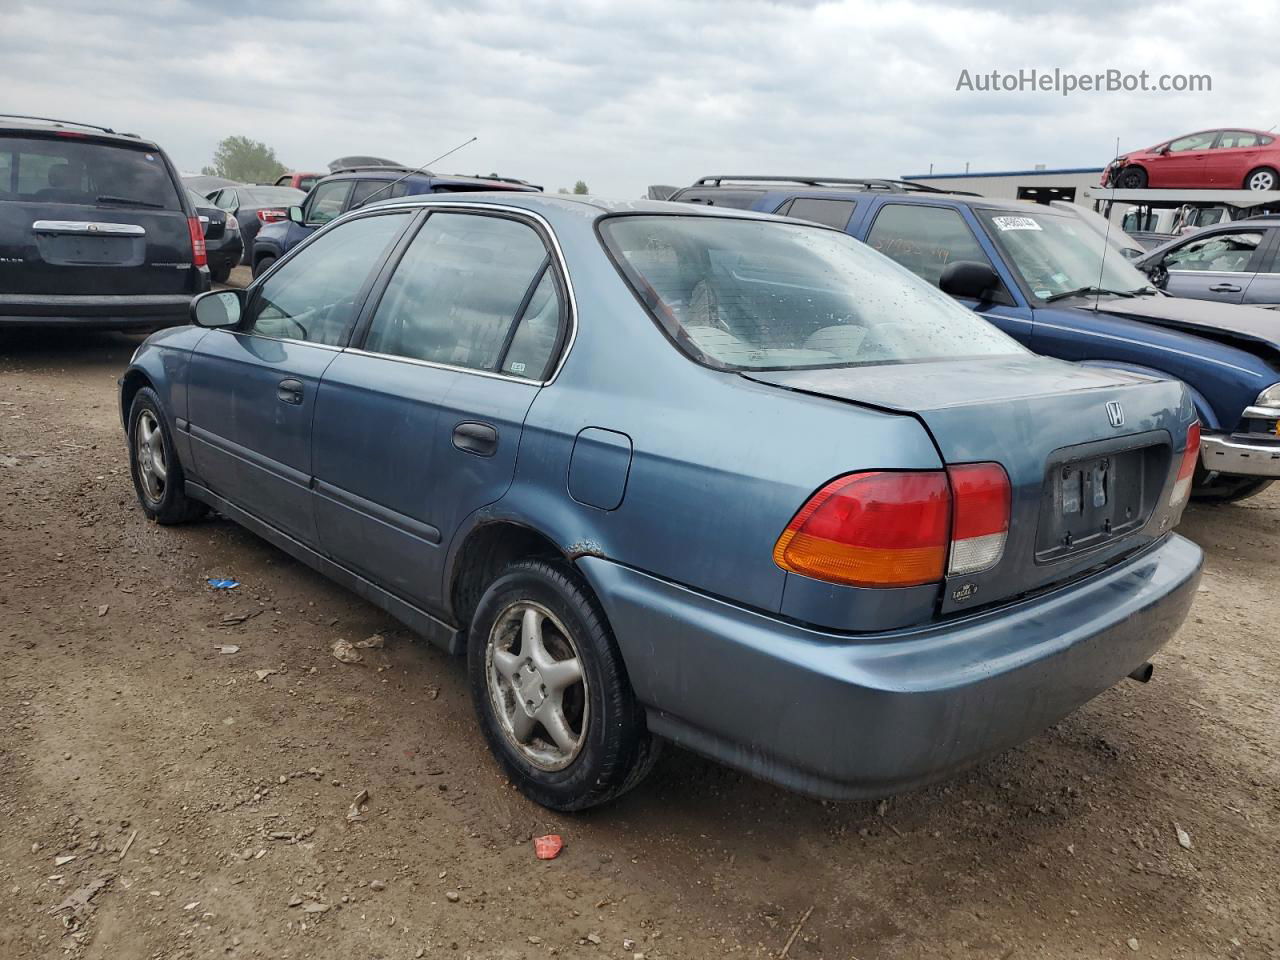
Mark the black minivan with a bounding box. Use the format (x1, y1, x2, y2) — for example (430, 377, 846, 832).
(0, 115, 209, 331)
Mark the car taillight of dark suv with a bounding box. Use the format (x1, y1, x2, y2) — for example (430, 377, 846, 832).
(0, 114, 209, 331)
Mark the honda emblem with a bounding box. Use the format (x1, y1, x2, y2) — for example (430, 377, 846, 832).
(1106, 401, 1124, 428)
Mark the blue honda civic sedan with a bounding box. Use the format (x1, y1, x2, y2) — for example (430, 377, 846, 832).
(120, 194, 1203, 810)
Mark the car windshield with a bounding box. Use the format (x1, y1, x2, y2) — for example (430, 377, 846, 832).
(977, 208, 1154, 301)
(600, 215, 1024, 371)
(0, 135, 180, 209)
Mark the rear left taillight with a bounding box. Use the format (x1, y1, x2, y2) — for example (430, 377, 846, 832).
(186, 216, 207, 268)
(946, 462, 1010, 576)
(774, 464, 1012, 588)
(772, 471, 951, 587)
(257, 208, 286, 223)
(1169, 421, 1201, 510)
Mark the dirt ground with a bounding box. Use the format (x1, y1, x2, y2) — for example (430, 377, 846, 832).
(1, 330, 1278, 960)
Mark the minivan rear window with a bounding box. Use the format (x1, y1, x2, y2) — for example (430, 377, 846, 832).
(600, 215, 1023, 371)
(0, 135, 181, 210)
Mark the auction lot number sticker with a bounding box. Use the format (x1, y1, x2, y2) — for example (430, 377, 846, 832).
(992, 215, 1042, 231)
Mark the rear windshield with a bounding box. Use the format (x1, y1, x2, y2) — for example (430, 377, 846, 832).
(0, 135, 180, 210)
(600, 215, 1024, 371)
(242, 186, 304, 205)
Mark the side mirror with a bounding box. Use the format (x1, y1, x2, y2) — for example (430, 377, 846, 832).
(939, 260, 1001, 302)
(191, 289, 243, 329)
(1146, 260, 1169, 288)
(288, 205, 304, 224)
(1158, 144, 1172, 155)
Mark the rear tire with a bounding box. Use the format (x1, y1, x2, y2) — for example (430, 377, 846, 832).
(1245, 167, 1279, 191)
(253, 255, 276, 279)
(210, 263, 232, 284)
(1191, 468, 1274, 504)
(127, 387, 206, 525)
(467, 559, 658, 811)
(1118, 165, 1148, 189)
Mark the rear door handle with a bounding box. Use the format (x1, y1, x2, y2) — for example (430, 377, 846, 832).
(452, 421, 498, 457)
(277, 378, 304, 405)
(1209, 283, 1243, 293)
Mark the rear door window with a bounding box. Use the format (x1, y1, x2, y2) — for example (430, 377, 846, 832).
(865, 203, 993, 287)
(348, 179, 407, 208)
(0, 135, 180, 209)
(362, 212, 550, 372)
(781, 197, 857, 230)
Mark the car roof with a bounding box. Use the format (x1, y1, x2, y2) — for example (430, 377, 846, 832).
(363, 192, 828, 223)
(0, 115, 160, 150)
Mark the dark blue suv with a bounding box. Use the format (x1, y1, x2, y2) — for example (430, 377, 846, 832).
(252, 166, 540, 276)
(671, 176, 1280, 503)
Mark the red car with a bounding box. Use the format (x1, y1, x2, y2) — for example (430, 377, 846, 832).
(1103, 128, 1280, 191)
(273, 171, 323, 192)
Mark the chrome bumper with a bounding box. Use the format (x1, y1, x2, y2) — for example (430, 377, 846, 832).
(1201, 433, 1280, 478)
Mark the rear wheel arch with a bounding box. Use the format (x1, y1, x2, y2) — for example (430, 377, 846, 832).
(448, 521, 577, 636)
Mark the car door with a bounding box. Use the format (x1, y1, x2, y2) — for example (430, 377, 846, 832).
(185, 210, 414, 546)
(311, 208, 566, 610)
(1241, 228, 1280, 306)
(1156, 227, 1268, 304)
(1154, 131, 1218, 187)
(861, 200, 1033, 342)
(1207, 130, 1265, 188)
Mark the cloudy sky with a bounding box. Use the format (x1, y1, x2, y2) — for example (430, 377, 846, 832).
(4, 0, 1278, 196)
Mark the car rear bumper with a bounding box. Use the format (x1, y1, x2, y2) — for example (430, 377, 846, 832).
(1201, 432, 1280, 477)
(577, 532, 1202, 799)
(0, 293, 197, 329)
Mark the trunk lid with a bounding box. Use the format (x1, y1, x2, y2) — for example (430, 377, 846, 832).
(0, 132, 198, 296)
(747, 354, 1193, 614)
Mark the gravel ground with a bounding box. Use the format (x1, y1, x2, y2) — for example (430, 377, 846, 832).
(1, 330, 1278, 960)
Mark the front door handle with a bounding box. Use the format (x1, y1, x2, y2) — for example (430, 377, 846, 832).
(277, 378, 304, 405)
(1209, 283, 1243, 293)
(452, 421, 498, 457)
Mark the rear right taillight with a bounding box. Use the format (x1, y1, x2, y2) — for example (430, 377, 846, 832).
(946, 462, 1010, 576)
(257, 208, 286, 223)
(772, 471, 951, 587)
(1169, 421, 1201, 510)
(186, 216, 207, 268)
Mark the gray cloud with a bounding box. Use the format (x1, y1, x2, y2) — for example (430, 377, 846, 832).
(4, 0, 1277, 196)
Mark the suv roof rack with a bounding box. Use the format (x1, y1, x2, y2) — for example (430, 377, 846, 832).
(330, 164, 421, 175)
(0, 113, 138, 137)
(691, 175, 977, 196)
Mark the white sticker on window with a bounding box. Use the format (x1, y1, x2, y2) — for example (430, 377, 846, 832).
(509, 361, 527, 373)
(992, 215, 1042, 231)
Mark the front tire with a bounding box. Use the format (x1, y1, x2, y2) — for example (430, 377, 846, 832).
(128, 387, 206, 524)
(1245, 167, 1279, 191)
(467, 559, 657, 811)
(1118, 165, 1148, 189)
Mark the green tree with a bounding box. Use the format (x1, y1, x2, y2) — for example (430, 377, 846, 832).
(573, 180, 589, 194)
(205, 135, 287, 183)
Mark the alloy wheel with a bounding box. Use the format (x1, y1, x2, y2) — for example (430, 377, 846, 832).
(485, 601, 588, 771)
(135, 409, 168, 503)
(1247, 170, 1277, 191)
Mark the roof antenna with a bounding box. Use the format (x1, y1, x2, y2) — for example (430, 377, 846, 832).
(352, 135, 478, 208)
(1095, 136, 1121, 311)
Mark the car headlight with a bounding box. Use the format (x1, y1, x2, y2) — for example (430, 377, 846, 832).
(1255, 384, 1280, 408)
(225, 214, 239, 231)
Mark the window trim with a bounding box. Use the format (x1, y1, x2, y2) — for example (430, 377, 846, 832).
(342, 202, 578, 386)
(867, 201, 1015, 307)
(236, 207, 417, 348)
